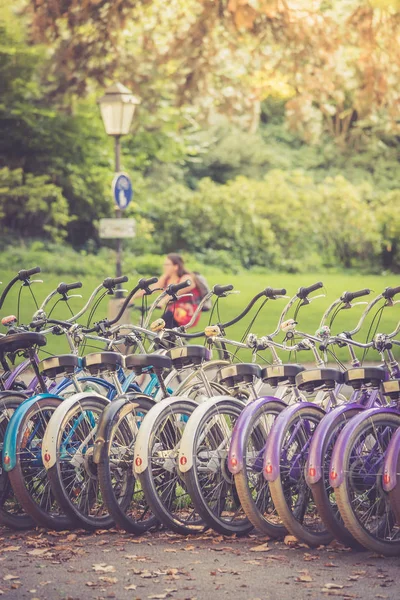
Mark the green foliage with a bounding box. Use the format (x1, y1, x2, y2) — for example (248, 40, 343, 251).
(0, 168, 70, 241)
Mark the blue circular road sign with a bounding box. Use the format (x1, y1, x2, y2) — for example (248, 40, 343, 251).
(112, 173, 133, 210)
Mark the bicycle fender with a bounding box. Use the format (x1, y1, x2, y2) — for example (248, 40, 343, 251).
(329, 407, 399, 488)
(383, 427, 400, 492)
(2, 393, 61, 472)
(42, 392, 106, 470)
(0, 390, 31, 402)
(178, 395, 243, 474)
(228, 396, 288, 475)
(306, 403, 363, 485)
(263, 402, 325, 483)
(93, 393, 155, 464)
(134, 396, 197, 474)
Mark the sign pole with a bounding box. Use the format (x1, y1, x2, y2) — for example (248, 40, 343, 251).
(114, 135, 123, 298)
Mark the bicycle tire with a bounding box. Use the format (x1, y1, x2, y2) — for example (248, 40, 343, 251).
(137, 399, 206, 536)
(8, 397, 76, 531)
(234, 400, 287, 537)
(334, 412, 400, 555)
(182, 398, 253, 536)
(46, 395, 111, 530)
(98, 396, 159, 534)
(268, 405, 332, 547)
(0, 395, 34, 529)
(309, 408, 364, 549)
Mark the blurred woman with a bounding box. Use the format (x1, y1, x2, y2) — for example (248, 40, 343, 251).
(157, 253, 201, 328)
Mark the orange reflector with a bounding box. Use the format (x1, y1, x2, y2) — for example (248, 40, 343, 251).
(265, 464, 273, 474)
(3, 455, 10, 465)
(309, 467, 316, 478)
(44, 453, 51, 462)
(330, 470, 337, 480)
(383, 473, 390, 485)
(230, 457, 238, 467)
(180, 456, 187, 466)
(135, 457, 142, 467)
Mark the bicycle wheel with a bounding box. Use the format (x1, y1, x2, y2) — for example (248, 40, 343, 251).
(0, 395, 34, 529)
(334, 412, 400, 555)
(309, 407, 364, 549)
(46, 395, 111, 530)
(234, 400, 287, 537)
(181, 398, 253, 536)
(98, 396, 159, 534)
(7, 397, 76, 531)
(137, 399, 206, 536)
(268, 405, 332, 547)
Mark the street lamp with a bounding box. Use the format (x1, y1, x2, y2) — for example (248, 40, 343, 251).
(98, 83, 140, 295)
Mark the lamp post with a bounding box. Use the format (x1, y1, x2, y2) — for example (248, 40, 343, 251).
(98, 83, 140, 297)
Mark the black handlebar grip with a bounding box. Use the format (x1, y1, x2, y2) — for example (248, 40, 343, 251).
(167, 279, 191, 295)
(57, 281, 83, 295)
(18, 267, 41, 280)
(383, 286, 400, 299)
(297, 281, 323, 299)
(341, 288, 371, 303)
(139, 277, 158, 290)
(213, 284, 234, 296)
(30, 319, 46, 329)
(265, 287, 286, 298)
(103, 276, 129, 289)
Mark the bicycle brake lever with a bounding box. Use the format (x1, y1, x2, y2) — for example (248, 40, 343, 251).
(65, 294, 83, 300)
(307, 294, 326, 303)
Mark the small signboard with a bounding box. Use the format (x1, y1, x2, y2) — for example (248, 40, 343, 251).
(112, 172, 133, 210)
(99, 218, 136, 239)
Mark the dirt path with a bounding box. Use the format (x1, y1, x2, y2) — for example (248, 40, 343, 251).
(0, 527, 399, 600)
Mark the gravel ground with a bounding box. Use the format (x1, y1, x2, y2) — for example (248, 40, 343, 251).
(0, 527, 399, 600)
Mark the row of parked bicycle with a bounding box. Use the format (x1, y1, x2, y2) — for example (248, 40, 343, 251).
(0, 268, 400, 556)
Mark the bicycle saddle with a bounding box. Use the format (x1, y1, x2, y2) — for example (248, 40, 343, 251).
(125, 353, 172, 374)
(295, 368, 344, 393)
(381, 379, 400, 401)
(0, 332, 46, 356)
(83, 352, 124, 375)
(262, 364, 305, 387)
(39, 354, 81, 379)
(218, 363, 262, 387)
(344, 367, 387, 390)
(165, 345, 211, 369)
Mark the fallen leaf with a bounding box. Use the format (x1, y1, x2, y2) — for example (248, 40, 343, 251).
(99, 576, 118, 584)
(324, 584, 344, 590)
(65, 534, 78, 543)
(250, 543, 270, 553)
(3, 575, 19, 581)
(92, 564, 116, 573)
(284, 535, 299, 546)
(148, 594, 170, 599)
(10, 583, 21, 589)
(124, 584, 137, 590)
(296, 575, 313, 582)
(0, 546, 20, 553)
(243, 560, 261, 565)
(86, 581, 96, 587)
(28, 549, 53, 557)
(324, 563, 339, 568)
(164, 549, 177, 553)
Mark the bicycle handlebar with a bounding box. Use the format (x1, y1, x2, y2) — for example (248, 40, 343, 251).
(167, 280, 191, 296)
(340, 288, 371, 303)
(56, 281, 83, 295)
(383, 286, 400, 300)
(0, 267, 42, 310)
(19, 267, 41, 280)
(297, 281, 323, 299)
(103, 276, 129, 290)
(213, 284, 234, 296)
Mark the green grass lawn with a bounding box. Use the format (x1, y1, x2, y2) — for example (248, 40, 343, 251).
(1, 269, 399, 363)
